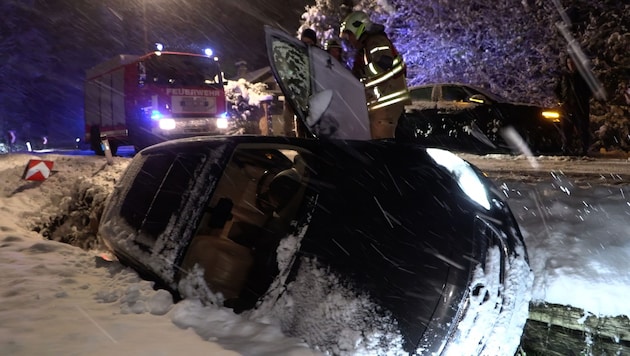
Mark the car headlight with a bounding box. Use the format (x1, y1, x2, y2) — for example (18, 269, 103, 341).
(426, 148, 490, 210)
(541, 110, 561, 122)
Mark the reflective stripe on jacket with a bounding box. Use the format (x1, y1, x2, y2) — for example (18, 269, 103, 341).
(353, 31, 410, 112)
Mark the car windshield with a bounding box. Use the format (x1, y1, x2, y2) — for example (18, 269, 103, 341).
(460, 85, 506, 103)
(144, 54, 223, 87)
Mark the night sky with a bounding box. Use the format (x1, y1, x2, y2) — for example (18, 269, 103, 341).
(150, 0, 313, 72)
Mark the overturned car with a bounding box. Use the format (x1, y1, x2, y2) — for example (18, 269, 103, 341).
(99, 135, 532, 354)
(98, 27, 533, 355)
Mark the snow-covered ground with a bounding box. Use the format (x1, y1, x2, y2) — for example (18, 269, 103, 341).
(460, 153, 630, 316)
(1, 151, 629, 355)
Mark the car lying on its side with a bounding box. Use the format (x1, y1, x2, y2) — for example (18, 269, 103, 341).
(98, 135, 533, 355)
(399, 83, 564, 154)
(97, 27, 533, 355)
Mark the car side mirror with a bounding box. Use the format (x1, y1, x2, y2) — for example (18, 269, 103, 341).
(306, 89, 333, 127)
(468, 94, 487, 104)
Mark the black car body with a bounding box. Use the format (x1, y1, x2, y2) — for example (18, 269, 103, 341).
(400, 83, 564, 154)
(99, 135, 532, 355)
(98, 28, 533, 355)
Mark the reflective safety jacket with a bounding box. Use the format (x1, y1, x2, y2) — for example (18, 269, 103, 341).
(352, 27, 411, 112)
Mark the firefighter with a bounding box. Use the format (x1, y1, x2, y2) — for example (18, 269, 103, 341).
(300, 28, 318, 47)
(324, 39, 343, 62)
(341, 11, 411, 139)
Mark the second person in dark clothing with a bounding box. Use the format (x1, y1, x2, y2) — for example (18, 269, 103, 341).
(324, 39, 343, 63)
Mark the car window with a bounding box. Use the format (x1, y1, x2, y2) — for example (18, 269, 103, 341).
(119, 151, 207, 246)
(441, 85, 469, 102)
(462, 85, 503, 102)
(268, 30, 310, 121)
(179, 144, 311, 304)
(410, 86, 433, 101)
(193, 145, 306, 238)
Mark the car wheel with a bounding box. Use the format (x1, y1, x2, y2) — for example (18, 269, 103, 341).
(128, 110, 155, 152)
(90, 126, 105, 156)
(395, 112, 417, 142)
(108, 140, 119, 156)
(443, 218, 533, 355)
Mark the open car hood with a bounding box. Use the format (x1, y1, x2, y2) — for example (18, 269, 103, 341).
(264, 26, 371, 140)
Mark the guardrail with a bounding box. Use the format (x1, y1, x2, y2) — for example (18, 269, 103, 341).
(520, 303, 630, 355)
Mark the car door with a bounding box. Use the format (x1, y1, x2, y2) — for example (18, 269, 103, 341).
(99, 140, 232, 286)
(403, 84, 488, 151)
(264, 26, 371, 140)
(434, 84, 505, 152)
(435, 84, 479, 131)
(400, 84, 461, 147)
(176, 141, 316, 310)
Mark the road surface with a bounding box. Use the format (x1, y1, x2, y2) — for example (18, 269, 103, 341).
(458, 152, 630, 184)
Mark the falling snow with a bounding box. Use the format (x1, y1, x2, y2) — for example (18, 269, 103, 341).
(1, 151, 630, 354)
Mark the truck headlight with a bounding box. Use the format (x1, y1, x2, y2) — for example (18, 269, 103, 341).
(158, 118, 176, 130)
(216, 117, 228, 129)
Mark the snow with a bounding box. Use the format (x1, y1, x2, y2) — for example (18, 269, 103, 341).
(0, 153, 319, 356)
(461, 152, 630, 318)
(1, 150, 630, 354)
(502, 174, 630, 316)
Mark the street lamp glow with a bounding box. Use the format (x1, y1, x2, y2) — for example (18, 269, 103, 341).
(204, 48, 213, 57)
(155, 43, 164, 51)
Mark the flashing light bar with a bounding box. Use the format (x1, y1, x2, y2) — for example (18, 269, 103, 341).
(150, 110, 163, 120)
(149, 44, 218, 60)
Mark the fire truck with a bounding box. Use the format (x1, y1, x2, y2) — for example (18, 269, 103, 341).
(84, 51, 229, 155)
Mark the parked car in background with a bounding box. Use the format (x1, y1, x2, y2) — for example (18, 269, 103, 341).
(398, 83, 564, 154)
(98, 135, 533, 355)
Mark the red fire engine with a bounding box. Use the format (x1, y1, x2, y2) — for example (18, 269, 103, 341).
(84, 50, 229, 155)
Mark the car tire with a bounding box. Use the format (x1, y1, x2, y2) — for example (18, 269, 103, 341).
(108, 140, 119, 156)
(90, 126, 105, 156)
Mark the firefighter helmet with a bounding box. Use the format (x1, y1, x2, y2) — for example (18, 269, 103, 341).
(324, 39, 342, 51)
(340, 11, 371, 39)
